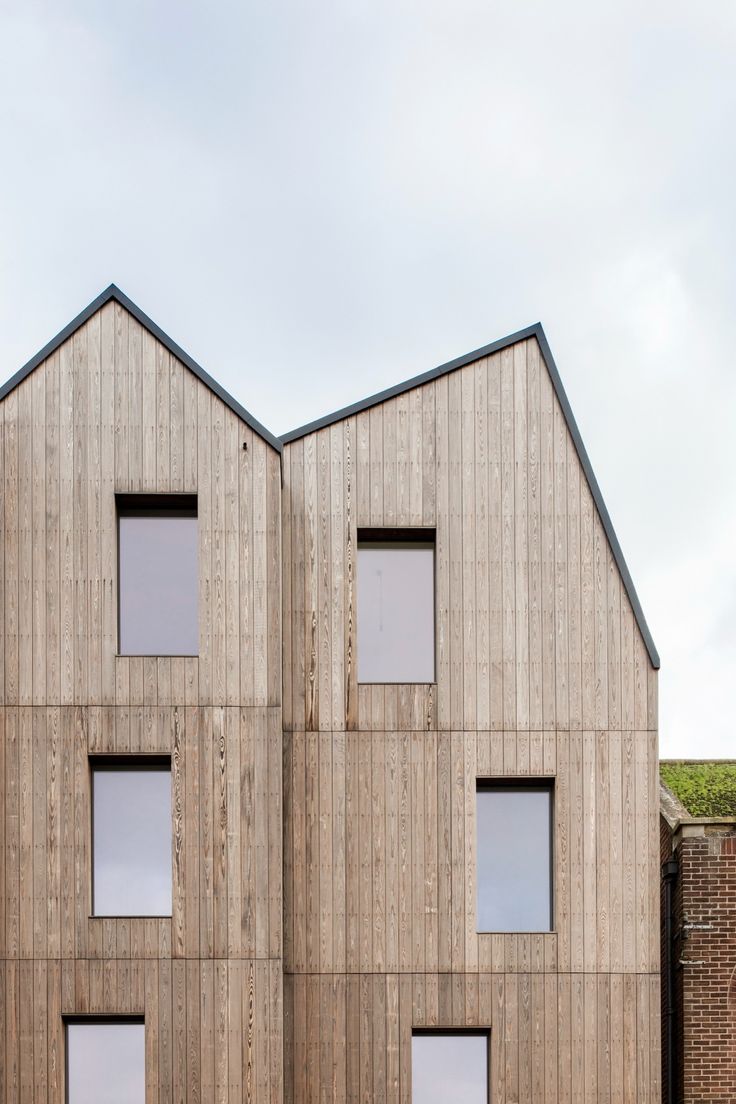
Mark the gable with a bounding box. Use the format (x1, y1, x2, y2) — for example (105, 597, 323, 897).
(281, 324, 659, 670)
(0, 284, 281, 453)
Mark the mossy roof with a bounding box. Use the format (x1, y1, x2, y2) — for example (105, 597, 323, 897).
(660, 760, 736, 818)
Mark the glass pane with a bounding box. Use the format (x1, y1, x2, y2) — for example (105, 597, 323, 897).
(119, 515, 198, 655)
(412, 1033, 488, 1104)
(67, 1022, 145, 1104)
(476, 787, 551, 931)
(357, 545, 434, 682)
(93, 769, 172, 916)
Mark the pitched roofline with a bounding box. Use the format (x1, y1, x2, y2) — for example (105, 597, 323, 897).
(279, 323, 541, 443)
(1, 293, 659, 667)
(280, 321, 660, 669)
(0, 284, 282, 453)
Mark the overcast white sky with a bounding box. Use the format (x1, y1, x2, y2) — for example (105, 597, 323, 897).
(1, 1, 734, 756)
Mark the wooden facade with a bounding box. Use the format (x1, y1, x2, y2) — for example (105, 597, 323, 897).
(0, 288, 660, 1101)
(0, 296, 284, 1102)
(281, 337, 661, 1102)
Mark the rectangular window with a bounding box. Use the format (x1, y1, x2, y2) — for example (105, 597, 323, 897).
(476, 782, 553, 932)
(66, 1019, 145, 1104)
(412, 1031, 489, 1103)
(357, 528, 435, 683)
(92, 757, 172, 917)
(117, 493, 198, 656)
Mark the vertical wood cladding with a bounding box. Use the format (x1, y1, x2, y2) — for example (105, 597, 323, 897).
(0, 301, 283, 1101)
(282, 336, 661, 1102)
(0, 302, 660, 1101)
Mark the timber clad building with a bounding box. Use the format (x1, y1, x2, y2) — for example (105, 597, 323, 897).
(0, 286, 661, 1102)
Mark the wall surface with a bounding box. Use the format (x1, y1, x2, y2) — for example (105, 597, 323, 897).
(282, 335, 661, 1102)
(0, 299, 284, 1102)
(0, 301, 661, 1102)
(662, 824, 736, 1104)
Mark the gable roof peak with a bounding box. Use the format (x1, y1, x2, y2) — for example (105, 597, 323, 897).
(279, 320, 659, 670)
(0, 284, 282, 453)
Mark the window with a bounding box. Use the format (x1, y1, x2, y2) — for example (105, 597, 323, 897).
(357, 529, 435, 683)
(476, 783, 553, 932)
(412, 1031, 489, 1103)
(92, 758, 172, 917)
(66, 1019, 145, 1104)
(117, 494, 198, 655)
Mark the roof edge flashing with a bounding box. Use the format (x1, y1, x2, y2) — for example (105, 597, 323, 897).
(0, 284, 282, 454)
(280, 322, 660, 670)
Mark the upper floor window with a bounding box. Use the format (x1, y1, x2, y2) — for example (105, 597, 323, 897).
(476, 782, 553, 932)
(412, 1031, 489, 1103)
(357, 528, 435, 683)
(66, 1018, 145, 1104)
(117, 494, 198, 656)
(92, 757, 172, 917)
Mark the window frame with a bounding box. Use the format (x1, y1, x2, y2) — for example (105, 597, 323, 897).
(89, 754, 173, 919)
(411, 1027, 491, 1103)
(116, 492, 198, 657)
(64, 1015, 146, 1104)
(356, 527, 437, 685)
(475, 778, 555, 934)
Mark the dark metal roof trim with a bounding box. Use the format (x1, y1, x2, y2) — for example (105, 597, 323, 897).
(280, 321, 660, 669)
(1, 292, 658, 667)
(0, 284, 282, 453)
(279, 323, 541, 443)
(534, 325, 660, 669)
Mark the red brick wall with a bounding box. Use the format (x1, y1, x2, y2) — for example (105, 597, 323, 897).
(669, 828, 736, 1104)
(661, 816, 674, 1097)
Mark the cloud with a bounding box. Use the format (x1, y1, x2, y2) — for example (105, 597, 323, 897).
(1, 0, 734, 753)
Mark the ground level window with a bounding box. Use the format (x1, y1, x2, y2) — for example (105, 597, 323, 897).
(66, 1019, 145, 1103)
(412, 1030, 489, 1103)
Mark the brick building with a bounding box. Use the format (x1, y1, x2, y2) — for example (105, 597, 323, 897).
(660, 761, 736, 1104)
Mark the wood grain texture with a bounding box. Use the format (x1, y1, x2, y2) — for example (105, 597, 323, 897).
(281, 333, 660, 1102)
(1, 299, 284, 1101)
(1, 301, 281, 710)
(1, 306, 659, 1101)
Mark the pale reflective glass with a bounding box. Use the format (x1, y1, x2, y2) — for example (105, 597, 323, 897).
(67, 1022, 145, 1104)
(119, 514, 198, 655)
(93, 769, 172, 916)
(476, 786, 552, 932)
(357, 544, 434, 682)
(412, 1033, 488, 1103)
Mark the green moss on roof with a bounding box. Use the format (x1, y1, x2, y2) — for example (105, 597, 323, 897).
(660, 761, 736, 818)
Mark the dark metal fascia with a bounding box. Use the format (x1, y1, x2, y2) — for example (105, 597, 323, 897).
(533, 324, 660, 669)
(279, 323, 541, 443)
(0, 284, 283, 454)
(280, 320, 660, 670)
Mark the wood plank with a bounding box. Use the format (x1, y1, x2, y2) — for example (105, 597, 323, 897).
(448, 371, 464, 729)
(31, 368, 47, 704)
(435, 375, 450, 730)
(500, 346, 516, 729)
(474, 360, 491, 731)
(18, 380, 32, 706)
(320, 729, 334, 972)
(528, 341, 543, 730)
(410, 732, 425, 972)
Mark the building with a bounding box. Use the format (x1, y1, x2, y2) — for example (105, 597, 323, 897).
(660, 761, 736, 1104)
(0, 285, 661, 1102)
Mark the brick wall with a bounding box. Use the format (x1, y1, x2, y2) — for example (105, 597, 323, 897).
(663, 825, 736, 1104)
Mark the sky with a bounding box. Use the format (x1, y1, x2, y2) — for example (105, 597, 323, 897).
(1, 1, 734, 755)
